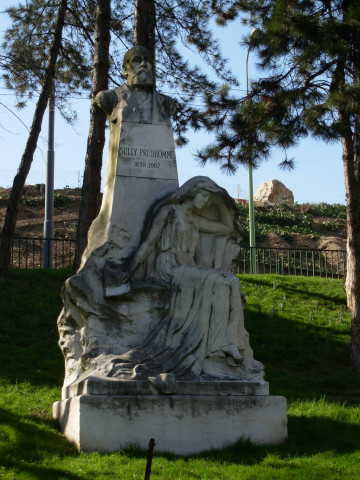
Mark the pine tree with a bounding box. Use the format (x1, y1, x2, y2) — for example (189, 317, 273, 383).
(2, 0, 237, 272)
(0, 0, 68, 277)
(200, 0, 360, 369)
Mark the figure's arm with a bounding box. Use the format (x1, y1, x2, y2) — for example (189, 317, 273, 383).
(117, 207, 170, 282)
(196, 197, 234, 235)
(93, 89, 118, 116)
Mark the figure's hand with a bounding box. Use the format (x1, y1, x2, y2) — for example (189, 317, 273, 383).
(115, 269, 131, 284)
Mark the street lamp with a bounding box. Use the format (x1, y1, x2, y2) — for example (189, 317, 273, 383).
(246, 28, 260, 274)
(43, 85, 55, 268)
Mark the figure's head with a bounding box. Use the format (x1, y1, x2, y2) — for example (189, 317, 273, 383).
(170, 176, 230, 205)
(122, 46, 154, 87)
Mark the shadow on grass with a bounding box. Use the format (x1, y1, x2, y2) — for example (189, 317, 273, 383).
(2, 405, 360, 472)
(0, 407, 84, 480)
(240, 299, 359, 400)
(204, 413, 360, 463)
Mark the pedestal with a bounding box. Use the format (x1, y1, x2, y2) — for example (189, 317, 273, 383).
(53, 378, 287, 454)
(53, 392, 287, 454)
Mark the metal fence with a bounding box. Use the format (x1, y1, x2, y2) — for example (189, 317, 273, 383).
(237, 247, 347, 278)
(10, 237, 347, 279)
(11, 236, 76, 269)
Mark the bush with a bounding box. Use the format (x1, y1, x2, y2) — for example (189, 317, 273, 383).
(54, 193, 70, 208)
(237, 201, 345, 243)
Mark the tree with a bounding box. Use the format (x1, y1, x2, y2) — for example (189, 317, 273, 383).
(3, 0, 234, 138)
(133, 0, 156, 55)
(200, 0, 360, 369)
(2, 0, 94, 122)
(0, 0, 68, 277)
(2, 0, 236, 273)
(73, 0, 111, 271)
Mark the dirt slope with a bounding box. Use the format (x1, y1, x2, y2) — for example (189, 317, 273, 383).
(0, 185, 347, 251)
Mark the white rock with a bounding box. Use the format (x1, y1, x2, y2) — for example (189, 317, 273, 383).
(254, 179, 294, 205)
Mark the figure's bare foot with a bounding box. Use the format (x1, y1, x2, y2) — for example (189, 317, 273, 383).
(221, 344, 244, 364)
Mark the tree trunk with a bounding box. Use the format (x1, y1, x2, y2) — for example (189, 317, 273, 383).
(133, 0, 156, 60)
(133, 0, 156, 92)
(343, 3, 360, 370)
(342, 129, 360, 370)
(73, 0, 111, 271)
(0, 0, 67, 277)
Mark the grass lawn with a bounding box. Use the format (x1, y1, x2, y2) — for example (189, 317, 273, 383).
(0, 268, 359, 479)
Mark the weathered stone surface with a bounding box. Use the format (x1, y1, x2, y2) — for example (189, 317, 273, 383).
(80, 121, 178, 268)
(58, 176, 265, 388)
(254, 179, 294, 205)
(62, 376, 269, 399)
(53, 394, 287, 453)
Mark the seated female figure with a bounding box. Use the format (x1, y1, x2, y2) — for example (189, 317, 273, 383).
(109, 176, 262, 379)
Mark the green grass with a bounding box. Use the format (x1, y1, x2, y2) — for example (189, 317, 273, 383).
(0, 269, 359, 479)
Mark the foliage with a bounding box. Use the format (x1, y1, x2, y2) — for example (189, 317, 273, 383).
(199, 0, 360, 170)
(237, 201, 347, 244)
(305, 202, 347, 219)
(53, 193, 70, 208)
(2, 0, 235, 141)
(19, 195, 44, 207)
(0, 269, 360, 479)
(2, 0, 95, 122)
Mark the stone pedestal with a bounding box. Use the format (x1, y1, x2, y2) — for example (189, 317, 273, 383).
(54, 378, 287, 453)
(81, 120, 179, 267)
(53, 392, 287, 454)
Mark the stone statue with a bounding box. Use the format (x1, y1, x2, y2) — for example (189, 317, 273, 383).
(58, 176, 264, 389)
(54, 47, 287, 455)
(94, 46, 176, 125)
(106, 176, 259, 380)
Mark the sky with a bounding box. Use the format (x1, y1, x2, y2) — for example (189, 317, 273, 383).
(0, 1, 346, 205)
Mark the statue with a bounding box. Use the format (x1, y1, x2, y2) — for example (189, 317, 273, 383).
(57, 176, 264, 389)
(53, 46, 287, 455)
(79, 45, 179, 268)
(94, 46, 176, 124)
(105, 176, 261, 380)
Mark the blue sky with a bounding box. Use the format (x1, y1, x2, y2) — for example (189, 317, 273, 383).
(0, 1, 345, 204)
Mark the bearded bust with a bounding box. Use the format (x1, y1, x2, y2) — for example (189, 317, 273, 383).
(94, 46, 176, 125)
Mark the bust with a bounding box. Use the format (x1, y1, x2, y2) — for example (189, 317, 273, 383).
(94, 46, 176, 124)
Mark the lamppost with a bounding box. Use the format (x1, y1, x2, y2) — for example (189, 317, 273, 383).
(43, 86, 55, 268)
(246, 28, 260, 274)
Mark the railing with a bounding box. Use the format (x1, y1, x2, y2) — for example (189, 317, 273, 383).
(11, 236, 75, 269)
(237, 247, 347, 278)
(10, 237, 347, 279)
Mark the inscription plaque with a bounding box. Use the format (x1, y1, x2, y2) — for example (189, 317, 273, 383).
(116, 123, 177, 180)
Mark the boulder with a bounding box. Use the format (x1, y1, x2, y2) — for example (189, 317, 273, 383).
(254, 179, 294, 205)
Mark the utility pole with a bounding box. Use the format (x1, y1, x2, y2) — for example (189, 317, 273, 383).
(246, 28, 260, 274)
(43, 86, 55, 268)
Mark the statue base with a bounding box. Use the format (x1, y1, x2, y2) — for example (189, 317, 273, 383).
(53, 379, 287, 453)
